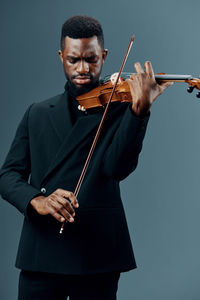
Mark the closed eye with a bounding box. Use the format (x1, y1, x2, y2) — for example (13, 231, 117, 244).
(67, 56, 98, 64)
(67, 57, 79, 64)
(85, 56, 98, 63)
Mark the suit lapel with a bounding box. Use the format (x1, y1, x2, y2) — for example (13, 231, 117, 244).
(41, 92, 103, 185)
(46, 92, 72, 143)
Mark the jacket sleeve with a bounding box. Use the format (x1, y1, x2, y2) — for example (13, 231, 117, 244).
(0, 104, 42, 215)
(102, 104, 150, 181)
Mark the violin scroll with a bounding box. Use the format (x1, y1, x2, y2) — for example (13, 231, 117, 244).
(186, 77, 200, 98)
(187, 86, 195, 93)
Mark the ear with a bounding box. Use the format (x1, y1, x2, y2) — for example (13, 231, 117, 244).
(102, 49, 108, 64)
(58, 50, 63, 63)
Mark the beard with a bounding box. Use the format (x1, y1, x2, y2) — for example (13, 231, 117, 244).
(66, 78, 100, 98)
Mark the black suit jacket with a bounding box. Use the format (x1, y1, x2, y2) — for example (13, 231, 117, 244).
(0, 90, 149, 275)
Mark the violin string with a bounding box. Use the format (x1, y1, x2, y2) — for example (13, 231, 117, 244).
(103, 72, 133, 83)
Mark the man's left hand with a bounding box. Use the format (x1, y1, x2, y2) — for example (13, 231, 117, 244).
(127, 61, 173, 117)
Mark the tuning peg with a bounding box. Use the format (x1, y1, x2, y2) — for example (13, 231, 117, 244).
(187, 86, 195, 93)
(196, 92, 200, 98)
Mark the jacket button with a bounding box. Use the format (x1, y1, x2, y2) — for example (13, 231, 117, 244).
(41, 187, 46, 194)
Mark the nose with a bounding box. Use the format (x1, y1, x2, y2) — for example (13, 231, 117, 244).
(76, 60, 89, 74)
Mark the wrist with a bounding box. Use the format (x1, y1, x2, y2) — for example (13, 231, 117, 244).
(30, 195, 45, 210)
(131, 104, 150, 117)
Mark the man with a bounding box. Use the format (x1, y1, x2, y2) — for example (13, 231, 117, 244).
(0, 15, 172, 299)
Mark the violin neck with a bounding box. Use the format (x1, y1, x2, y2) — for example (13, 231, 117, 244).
(155, 74, 193, 82)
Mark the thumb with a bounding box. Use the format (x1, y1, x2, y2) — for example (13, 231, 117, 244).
(160, 81, 174, 92)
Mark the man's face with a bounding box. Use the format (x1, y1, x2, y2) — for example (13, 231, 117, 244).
(58, 36, 108, 95)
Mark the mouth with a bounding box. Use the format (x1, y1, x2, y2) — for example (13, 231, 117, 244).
(73, 76, 91, 85)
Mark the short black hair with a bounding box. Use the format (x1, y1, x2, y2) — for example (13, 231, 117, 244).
(61, 15, 104, 50)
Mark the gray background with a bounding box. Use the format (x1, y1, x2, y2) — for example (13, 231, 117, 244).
(1, 0, 200, 299)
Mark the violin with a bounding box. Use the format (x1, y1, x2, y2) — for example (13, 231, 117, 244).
(76, 72, 200, 111)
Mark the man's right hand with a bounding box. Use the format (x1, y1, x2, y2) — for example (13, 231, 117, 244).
(30, 188, 79, 223)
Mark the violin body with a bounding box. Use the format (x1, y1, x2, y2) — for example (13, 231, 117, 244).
(76, 80, 132, 110)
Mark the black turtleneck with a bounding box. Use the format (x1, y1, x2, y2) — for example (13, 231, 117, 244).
(65, 81, 87, 125)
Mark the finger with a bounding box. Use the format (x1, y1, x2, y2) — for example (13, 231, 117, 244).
(129, 73, 136, 80)
(64, 191, 79, 208)
(144, 61, 155, 79)
(47, 206, 65, 223)
(160, 81, 174, 91)
(57, 196, 75, 217)
(55, 189, 79, 208)
(126, 78, 136, 98)
(52, 212, 66, 223)
(49, 200, 74, 222)
(134, 62, 144, 74)
(59, 207, 74, 222)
